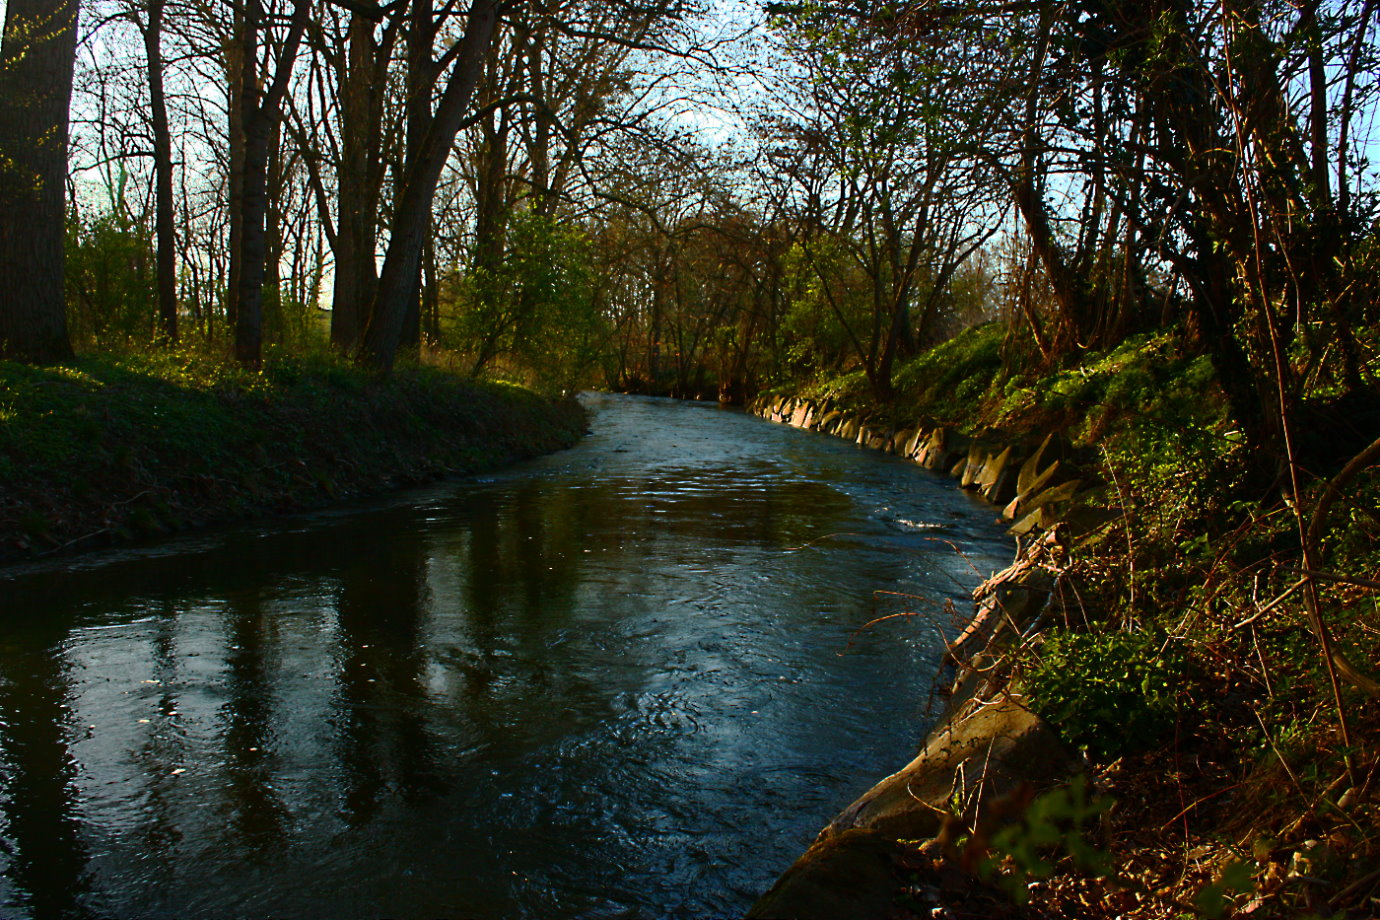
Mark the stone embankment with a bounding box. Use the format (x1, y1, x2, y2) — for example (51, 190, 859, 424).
(745, 394, 1109, 919)
(749, 394, 1112, 536)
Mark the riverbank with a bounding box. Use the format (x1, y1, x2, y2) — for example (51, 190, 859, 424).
(0, 391, 1005, 919)
(746, 324, 1380, 919)
(0, 349, 586, 562)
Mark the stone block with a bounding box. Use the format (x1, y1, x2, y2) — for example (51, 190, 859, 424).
(975, 445, 1012, 493)
(960, 445, 987, 488)
(827, 699, 1079, 842)
(983, 464, 1020, 506)
(1004, 459, 1062, 520)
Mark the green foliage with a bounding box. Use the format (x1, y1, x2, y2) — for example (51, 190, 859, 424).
(1321, 469, 1380, 569)
(65, 206, 157, 347)
(980, 776, 1114, 904)
(448, 209, 603, 393)
(926, 255, 1001, 343)
(1022, 629, 1192, 760)
(0, 347, 584, 557)
(888, 321, 1006, 420)
(1193, 859, 1258, 919)
(1009, 333, 1247, 581)
(262, 284, 324, 351)
(779, 239, 870, 379)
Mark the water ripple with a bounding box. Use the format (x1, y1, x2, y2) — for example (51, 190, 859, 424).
(0, 393, 1011, 920)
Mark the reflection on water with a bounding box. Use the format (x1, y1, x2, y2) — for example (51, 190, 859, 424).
(0, 393, 1012, 919)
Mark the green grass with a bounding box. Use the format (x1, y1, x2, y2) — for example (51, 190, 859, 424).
(890, 321, 1008, 422)
(0, 347, 585, 558)
(788, 321, 1011, 423)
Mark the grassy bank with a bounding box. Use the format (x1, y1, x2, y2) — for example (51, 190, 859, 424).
(773, 323, 1380, 919)
(0, 348, 586, 561)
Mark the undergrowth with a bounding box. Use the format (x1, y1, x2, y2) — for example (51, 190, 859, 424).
(793, 320, 1380, 918)
(0, 344, 585, 559)
(1015, 343, 1376, 917)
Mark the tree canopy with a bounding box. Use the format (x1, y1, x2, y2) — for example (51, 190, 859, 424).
(0, 0, 1374, 430)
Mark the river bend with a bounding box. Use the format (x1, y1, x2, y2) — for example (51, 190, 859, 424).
(0, 393, 1011, 919)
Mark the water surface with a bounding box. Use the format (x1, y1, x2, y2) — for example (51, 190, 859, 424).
(0, 393, 1011, 919)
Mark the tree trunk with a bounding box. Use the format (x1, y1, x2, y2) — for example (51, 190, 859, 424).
(330, 11, 383, 352)
(231, 0, 265, 366)
(397, 0, 438, 355)
(225, 0, 245, 335)
(230, 0, 306, 367)
(0, 0, 78, 363)
(422, 235, 439, 343)
(142, 0, 177, 343)
(472, 111, 511, 277)
(359, 0, 500, 372)
(264, 117, 284, 342)
(235, 106, 269, 364)
(1010, 5, 1094, 351)
(518, 10, 552, 212)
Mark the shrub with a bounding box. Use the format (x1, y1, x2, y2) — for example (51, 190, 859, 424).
(1022, 629, 1192, 760)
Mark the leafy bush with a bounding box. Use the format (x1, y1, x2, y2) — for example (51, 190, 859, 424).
(66, 208, 158, 347)
(778, 238, 871, 379)
(1022, 629, 1192, 760)
(980, 776, 1113, 902)
(445, 209, 603, 393)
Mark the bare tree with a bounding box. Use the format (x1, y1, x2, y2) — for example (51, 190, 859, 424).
(230, 0, 308, 366)
(0, 0, 79, 362)
(130, 0, 178, 341)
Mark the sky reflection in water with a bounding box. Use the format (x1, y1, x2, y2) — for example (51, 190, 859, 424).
(0, 393, 1012, 919)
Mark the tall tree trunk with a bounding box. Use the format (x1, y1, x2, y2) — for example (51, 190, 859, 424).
(1010, 5, 1094, 350)
(264, 117, 284, 342)
(0, 0, 78, 363)
(231, 0, 265, 366)
(359, 0, 499, 372)
(422, 234, 439, 343)
(141, 0, 177, 343)
(472, 111, 511, 277)
(1147, 0, 1272, 455)
(331, 11, 382, 352)
(517, 9, 552, 213)
(398, 0, 438, 355)
(231, 0, 306, 367)
(225, 1, 246, 336)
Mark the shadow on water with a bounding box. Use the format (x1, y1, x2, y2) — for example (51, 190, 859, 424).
(221, 589, 292, 851)
(332, 530, 443, 825)
(0, 394, 1012, 919)
(0, 618, 91, 919)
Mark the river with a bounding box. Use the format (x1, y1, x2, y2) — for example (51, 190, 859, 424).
(0, 393, 1012, 919)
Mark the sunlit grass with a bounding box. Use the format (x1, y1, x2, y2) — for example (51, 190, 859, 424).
(0, 345, 584, 557)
